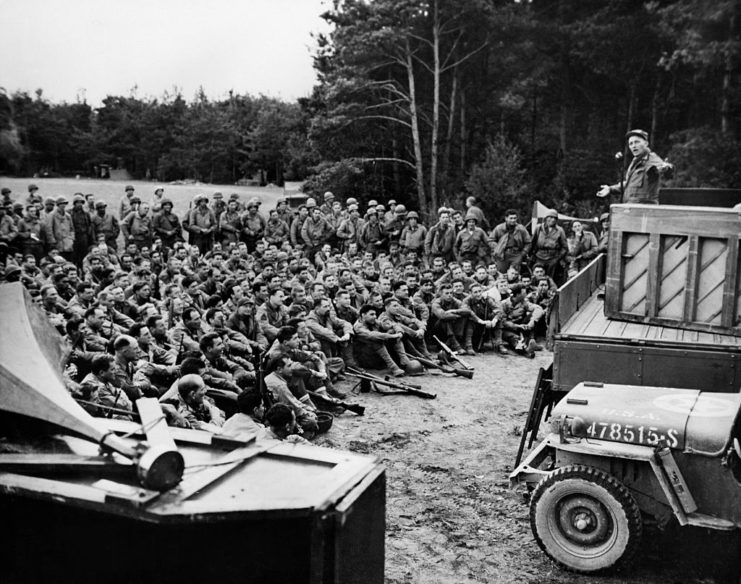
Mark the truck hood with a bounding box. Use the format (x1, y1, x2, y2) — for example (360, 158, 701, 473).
(552, 383, 741, 452)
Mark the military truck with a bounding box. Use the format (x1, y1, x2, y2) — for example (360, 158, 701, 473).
(512, 194, 741, 572)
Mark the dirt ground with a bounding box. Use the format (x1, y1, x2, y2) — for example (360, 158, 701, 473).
(316, 348, 741, 584)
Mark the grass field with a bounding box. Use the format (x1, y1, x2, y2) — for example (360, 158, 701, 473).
(0, 177, 288, 215)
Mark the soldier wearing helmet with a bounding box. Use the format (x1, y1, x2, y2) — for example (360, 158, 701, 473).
(399, 210, 427, 255)
(531, 208, 568, 284)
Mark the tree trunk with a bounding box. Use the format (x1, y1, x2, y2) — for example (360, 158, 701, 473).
(405, 41, 427, 218)
(721, 11, 736, 136)
(430, 0, 441, 214)
(442, 69, 458, 182)
(459, 89, 466, 178)
(392, 137, 402, 195)
(650, 79, 660, 142)
(626, 82, 636, 134)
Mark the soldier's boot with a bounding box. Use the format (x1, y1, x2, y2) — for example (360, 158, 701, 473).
(376, 345, 404, 377)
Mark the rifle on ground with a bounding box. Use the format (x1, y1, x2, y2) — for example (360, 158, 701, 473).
(414, 355, 474, 379)
(433, 335, 474, 372)
(347, 367, 436, 399)
(305, 389, 365, 416)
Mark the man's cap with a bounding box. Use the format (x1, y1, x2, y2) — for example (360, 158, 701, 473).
(1, 188, 11, 195)
(130, 196, 141, 204)
(44, 197, 56, 205)
(229, 192, 240, 200)
(125, 185, 135, 192)
(544, 209, 558, 219)
(324, 191, 335, 200)
(626, 129, 649, 142)
(600, 212, 610, 222)
(213, 192, 223, 199)
(72, 194, 85, 204)
(407, 211, 419, 220)
(12, 202, 24, 211)
(194, 194, 208, 203)
(56, 196, 69, 205)
(160, 198, 173, 207)
(465, 210, 478, 222)
(28, 184, 38, 192)
(95, 201, 107, 209)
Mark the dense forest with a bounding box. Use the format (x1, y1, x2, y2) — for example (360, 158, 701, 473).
(1, 0, 739, 219)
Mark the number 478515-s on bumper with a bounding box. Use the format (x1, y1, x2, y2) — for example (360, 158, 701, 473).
(509, 382, 741, 574)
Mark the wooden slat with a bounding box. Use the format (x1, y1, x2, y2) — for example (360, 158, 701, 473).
(683, 236, 700, 323)
(722, 236, 739, 328)
(646, 233, 661, 318)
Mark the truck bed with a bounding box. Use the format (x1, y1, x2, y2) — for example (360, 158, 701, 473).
(561, 291, 741, 352)
(550, 257, 741, 394)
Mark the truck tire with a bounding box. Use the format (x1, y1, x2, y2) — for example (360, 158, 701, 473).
(530, 464, 642, 573)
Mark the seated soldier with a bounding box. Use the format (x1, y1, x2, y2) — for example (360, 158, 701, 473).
(352, 304, 409, 377)
(263, 403, 311, 444)
(256, 287, 289, 346)
(500, 283, 545, 358)
(220, 390, 266, 438)
(430, 283, 471, 352)
(176, 373, 226, 432)
(461, 283, 507, 354)
(128, 322, 179, 395)
(263, 356, 319, 438)
(378, 296, 431, 361)
(79, 353, 134, 421)
(199, 332, 254, 393)
(305, 297, 356, 370)
(266, 325, 345, 398)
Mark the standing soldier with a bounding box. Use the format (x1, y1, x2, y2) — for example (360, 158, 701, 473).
(454, 212, 490, 265)
(531, 209, 568, 285)
(0, 203, 19, 250)
(597, 129, 673, 205)
(424, 208, 456, 264)
(91, 201, 120, 251)
(290, 205, 309, 247)
(17, 204, 45, 260)
(489, 209, 531, 274)
(240, 199, 266, 252)
(399, 211, 427, 256)
(122, 201, 154, 250)
(152, 198, 182, 251)
(119, 185, 137, 220)
(301, 204, 330, 259)
(188, 194, 217, 254)
(70, 194, 94, 268)
(217, 198, 242, 246)
(45, 197, 75, 261)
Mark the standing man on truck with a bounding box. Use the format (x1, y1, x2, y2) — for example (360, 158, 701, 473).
(596, 129, 673, 205)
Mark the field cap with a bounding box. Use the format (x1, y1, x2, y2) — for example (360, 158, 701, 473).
(544, 209, 558, 219)
(626, 129, 649, 141)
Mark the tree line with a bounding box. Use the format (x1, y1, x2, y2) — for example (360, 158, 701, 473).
(1, 0, 739, 220)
